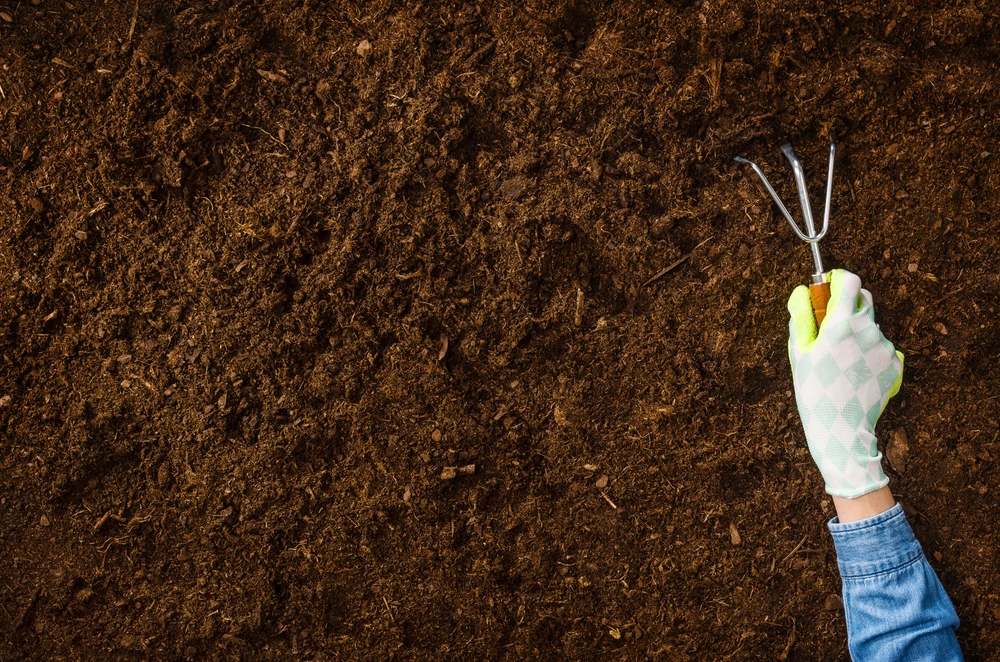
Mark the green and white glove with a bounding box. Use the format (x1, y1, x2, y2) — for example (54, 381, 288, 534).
(788, 269, 904, 499)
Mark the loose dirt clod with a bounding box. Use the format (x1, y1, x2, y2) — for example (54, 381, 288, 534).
(256, 69, 288, 84)
(440, 464, 475, 480)
(887, 428, 910, 472)
(314, 79, 332, 103)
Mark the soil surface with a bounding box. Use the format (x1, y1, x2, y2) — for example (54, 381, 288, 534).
(2, 1, 1000, 660)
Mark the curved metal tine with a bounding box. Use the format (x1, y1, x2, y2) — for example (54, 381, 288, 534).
(733, 156, 813, 242)
(818, 136, 836, 242)
(780, 143, 819, 242)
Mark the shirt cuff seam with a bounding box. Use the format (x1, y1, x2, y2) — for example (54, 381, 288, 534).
(828, 503, 904, 533)
(837, 548, 924, 580)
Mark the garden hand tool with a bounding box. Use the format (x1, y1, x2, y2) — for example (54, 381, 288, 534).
(735, 136, 836, 325)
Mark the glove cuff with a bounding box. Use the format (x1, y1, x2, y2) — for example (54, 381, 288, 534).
(818, 433, 890, 499)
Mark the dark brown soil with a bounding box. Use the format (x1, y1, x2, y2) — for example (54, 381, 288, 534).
(2, 1, 1000, 659)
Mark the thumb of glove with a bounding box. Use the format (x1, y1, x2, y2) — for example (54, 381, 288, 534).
(787, 284, 817, 350)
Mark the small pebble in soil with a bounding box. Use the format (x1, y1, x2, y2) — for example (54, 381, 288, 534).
(729, 522, 742, 545)
(157, 463, 172, 489)
(886, 428, 910, 471)
(595, 475, 608, 489)
(356, 39, 371, 56)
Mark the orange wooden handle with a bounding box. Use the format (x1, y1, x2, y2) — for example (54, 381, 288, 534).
(810, 281, 831, 326)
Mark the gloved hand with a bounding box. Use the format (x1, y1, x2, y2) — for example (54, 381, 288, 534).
(788, 269, 904, 499)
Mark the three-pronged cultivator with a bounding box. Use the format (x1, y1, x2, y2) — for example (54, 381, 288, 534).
(736, 137, 837, 325)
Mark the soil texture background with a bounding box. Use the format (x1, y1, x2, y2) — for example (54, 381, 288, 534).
(2, 1, 1000, 659)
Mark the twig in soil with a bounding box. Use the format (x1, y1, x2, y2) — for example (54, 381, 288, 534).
(780, 534, 809, 565)
(464, 40, 496, 67)
(933, 284, 966, 306)
(88, 200, 108, 216)
(93, 510, 125, 533)
(600, 491, 618, 510)
(642, 237, 712, 288)
(778, 618, 796, 660)
(383, 596, 394, 623)
(240, 124, 289, 150)
(127, 0, 139, 44)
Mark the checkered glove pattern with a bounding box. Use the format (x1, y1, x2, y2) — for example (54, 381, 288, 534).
(788, 270, 904, 499)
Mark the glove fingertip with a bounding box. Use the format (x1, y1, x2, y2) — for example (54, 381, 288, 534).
(829, 269, 862, 318)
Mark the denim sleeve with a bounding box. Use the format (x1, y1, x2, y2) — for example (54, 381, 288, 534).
(829, 503, 963, 661)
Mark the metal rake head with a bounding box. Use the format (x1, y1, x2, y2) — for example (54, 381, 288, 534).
(735, 135, 836, 277)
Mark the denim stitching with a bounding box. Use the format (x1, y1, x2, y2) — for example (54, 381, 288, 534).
(839, 551, 924, 581)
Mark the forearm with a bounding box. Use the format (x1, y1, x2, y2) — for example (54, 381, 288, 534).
(830, 502, 963, 661)
(832, 485, 895, 523)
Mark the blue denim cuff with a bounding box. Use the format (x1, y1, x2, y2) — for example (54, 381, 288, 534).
(828, 503, 924, 579)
